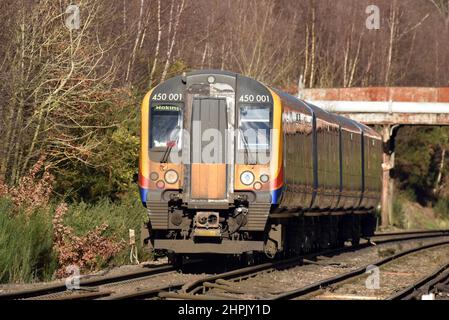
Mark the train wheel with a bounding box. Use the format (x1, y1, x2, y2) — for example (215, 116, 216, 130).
(351, 215, 361, 246)
(264, 239, 278, 259)
(351, 236, 360, 246)
(337, 240, 346, 248)
(241, 252, 255, 266)
(167, 252, 183, 269)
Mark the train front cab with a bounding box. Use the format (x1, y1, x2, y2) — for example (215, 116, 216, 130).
(139, 71, 283, 258)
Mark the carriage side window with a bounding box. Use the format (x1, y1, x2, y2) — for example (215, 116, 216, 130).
(150, 105, 182, 148)
(238, 105, 271, 150)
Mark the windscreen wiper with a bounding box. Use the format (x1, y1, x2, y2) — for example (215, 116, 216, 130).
(161, 141, 176, 163)
(161, 127, 180, 163)
(240, 130, 256, 165)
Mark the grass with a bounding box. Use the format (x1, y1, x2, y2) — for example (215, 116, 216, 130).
(434, 197, 449, 220)
(392, 198, 406, 229)
(392, 191, 449, 230)
(0, 193, 149, 284)
(0, 198, 56, 283)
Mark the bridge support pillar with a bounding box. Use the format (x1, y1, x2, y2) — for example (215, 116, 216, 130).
(380, 125, 398, 227)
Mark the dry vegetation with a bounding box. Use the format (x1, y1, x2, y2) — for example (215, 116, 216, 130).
(0, 158, 133, 282)
(52, 202, 125, 278)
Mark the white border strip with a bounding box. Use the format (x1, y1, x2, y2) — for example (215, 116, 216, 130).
(307, 100, 449, 114)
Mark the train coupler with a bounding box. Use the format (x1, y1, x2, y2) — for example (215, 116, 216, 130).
(192, 211, 221, 238)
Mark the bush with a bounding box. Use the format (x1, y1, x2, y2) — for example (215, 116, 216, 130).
(53, 195, 149, 277)
(0, 198, 57, 283)
(0, 156, 149, 283)
(392, 198, 406, 228)
(434, 198, 449, 220)
(402, 188, 417, 203)
(0, 156, 53, 215)
(53, 202, 125, 278)
(0, 194, 149, 283)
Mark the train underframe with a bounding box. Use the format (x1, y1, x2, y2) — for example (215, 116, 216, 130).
(142, 199, 378, 265)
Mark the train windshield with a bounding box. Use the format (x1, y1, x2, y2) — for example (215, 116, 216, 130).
(150, 105, 182, 148)
(239, 105, 271, 150)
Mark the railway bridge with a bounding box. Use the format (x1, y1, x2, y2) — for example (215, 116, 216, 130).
(298, 87, 449, 227)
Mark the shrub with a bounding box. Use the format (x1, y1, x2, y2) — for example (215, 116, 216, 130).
(0, 198, 57, 283)
(0, 156, 148, 283)
(434, 198, 449, 220)
(60, 195, 150, 267)
(392, 198, 406, 228)
(52, 202, 125, 278)
(0, 156, 53, 215)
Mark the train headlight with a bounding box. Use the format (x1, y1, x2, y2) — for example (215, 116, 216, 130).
(150, 172, 159, 181)
(260, 174, 269, 183)
(253, 182, 262, 190)
(240, 171, 255, 186)
(156, 180, 165, 189)
(164, 170, 179, 184)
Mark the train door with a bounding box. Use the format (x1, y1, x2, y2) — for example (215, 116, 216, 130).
(190, 97, 228, 200)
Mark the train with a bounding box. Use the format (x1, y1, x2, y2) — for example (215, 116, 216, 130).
(139, 70, 382, 265)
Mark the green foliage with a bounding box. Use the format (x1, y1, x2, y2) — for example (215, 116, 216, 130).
(53, 91, 140, 203)
(395, 192, 449, 230)
(62, 194, 149, 265)
(395, 126, 449, 204)
(392, 198, 406, 229)
(0, 198, 57, 283)
(434, 197, 449, 220)
(401, 188, 417, 202)
(167, 59, 189, 79)
(0, 194, 149, 284)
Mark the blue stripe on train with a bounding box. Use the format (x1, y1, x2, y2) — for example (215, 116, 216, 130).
(141, 186, 283, 206)
(139, 187, 148, 207)
(270, 186, 284, 204)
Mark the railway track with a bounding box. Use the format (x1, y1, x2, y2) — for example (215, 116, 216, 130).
(374, 229, 449, 237)
(388, 262, 449, 300)
(370, 229, 449, 243)
(270, 239, 449, 300)
(1, 229, 448, 300)
(117, 230, 449, 300)
(0, 262, 181, 300)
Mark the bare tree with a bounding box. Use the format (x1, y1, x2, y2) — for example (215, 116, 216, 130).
(125, 0, 146, 83)
(160, 0, 186, 83)
(0, 0, 124, 183)
(148, 0, 162, 89)
(429, 0, 449, 28)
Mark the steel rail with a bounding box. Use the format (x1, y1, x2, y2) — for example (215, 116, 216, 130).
(388, 262, 449, 300)
(45, 290, 114, 301)
(101, 283, 186, 300)
(373, 229, 449, 238)
(369, 231, 449, 246)
(110, 259, 302, 300)
(151, 232, 449, 300)
(0, 264, 175, 300)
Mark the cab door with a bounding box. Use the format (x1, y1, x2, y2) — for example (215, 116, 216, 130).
(190, 97, 228, 200)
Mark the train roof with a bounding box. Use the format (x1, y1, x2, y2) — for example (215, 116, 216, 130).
(354, 122, 382, 140)
(157, 70, 381, 140)
(272, 88, 364, 134)
(186, 69, 238, 77)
